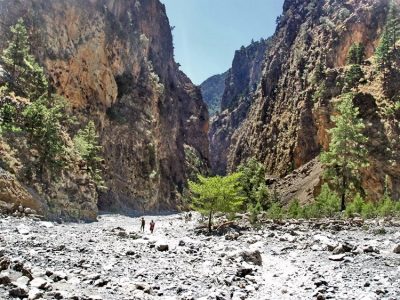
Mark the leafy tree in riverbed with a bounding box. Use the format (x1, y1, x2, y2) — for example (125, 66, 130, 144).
(189, 173, 245, 232)
(320, 93, 369, 211)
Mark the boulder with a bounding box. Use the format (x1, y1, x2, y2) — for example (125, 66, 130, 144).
(236, 268, 253, 278)
(328, 254, 347, 261)
(240, 250, 263, 266)
(0, 271, 11, 285)
(30, 277, 47, 289)
(156, 244, 169, 252)
(393, 244, 400, 254)
(9, 283, 29, 298)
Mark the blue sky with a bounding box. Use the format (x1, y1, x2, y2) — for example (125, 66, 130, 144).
(160, 0, 284, 84)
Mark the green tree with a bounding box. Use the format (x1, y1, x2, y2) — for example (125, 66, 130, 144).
(23, 97, 67, 178)
(0, 18, 48, 99)
(237, 158, 270, 210)
(376, 2, 399, 70)
(347, 43, 365, 65)
(344, 64, 364, 90)
(189, 173, 245, 232)
(73, 121, 104, 187)
(320, 93, 369, 211)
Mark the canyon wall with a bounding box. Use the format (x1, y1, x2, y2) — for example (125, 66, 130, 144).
(0, 0, 209, 217)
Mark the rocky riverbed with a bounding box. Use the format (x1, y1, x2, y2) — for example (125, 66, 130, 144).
(0, 213, 399, 300)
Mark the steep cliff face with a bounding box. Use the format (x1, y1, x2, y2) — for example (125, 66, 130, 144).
(200, 72, 227, 117)
(213, 0, 400, 201)
(0, 0, 209, 214)
(209, 39, 270, 174)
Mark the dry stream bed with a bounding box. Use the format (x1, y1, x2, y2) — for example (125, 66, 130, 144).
(0, 214, 399, 300)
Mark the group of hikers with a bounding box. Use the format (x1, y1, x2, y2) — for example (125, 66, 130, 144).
(139, 212, 193, 233)
(140, 217, 155, 233)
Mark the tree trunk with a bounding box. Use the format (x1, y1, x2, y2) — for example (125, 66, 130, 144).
(341, 175, 346, 211)
(208, 210, 212, 233)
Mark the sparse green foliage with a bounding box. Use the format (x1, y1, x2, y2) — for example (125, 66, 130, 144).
(0, 18, 48, 99)
(73, 121, 104, 187)
(286, 199, 302, 219)
(345, 193, 365, 217)
(347, 43, 365, 65)
(266, 202, 283, 220)
(376, 2, 399, 70)
(237, 158, 270, 210)
(344, 64, 364, 89)
(312, 63, 326, 84)
(23, 97, 67, 177)
(320, 93, 369, 211)
(248, 201, 262, 225)
(189, 173, 245, 232)
(312, 81, 328, 102)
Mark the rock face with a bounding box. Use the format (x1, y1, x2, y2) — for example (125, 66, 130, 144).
(0, 0, 209, 214)
(209, 39, 270, 174)
(200, 72, 227, 117)
(210, 0, 400, 200)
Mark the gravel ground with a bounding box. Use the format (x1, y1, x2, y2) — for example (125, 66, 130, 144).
(0, 213, 399, 300)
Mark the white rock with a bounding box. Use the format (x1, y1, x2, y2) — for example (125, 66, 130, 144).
(28, 287, 43, 300)
(30, 277, 47, 289)
(16, 225, 31, 235)
(16, 276, 30, 286)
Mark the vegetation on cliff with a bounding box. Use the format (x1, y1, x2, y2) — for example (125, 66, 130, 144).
(0, 19, 103, 220)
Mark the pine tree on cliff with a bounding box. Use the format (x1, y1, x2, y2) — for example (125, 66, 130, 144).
(376, 2, 399, 70)
(320, 93, 369, 211)
(73, 121, 105, 187)
(0, 18, 48, 99)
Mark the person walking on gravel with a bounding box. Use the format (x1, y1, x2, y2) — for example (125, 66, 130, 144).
(140, 217, 145, 232)
(150, 220, 155, 234)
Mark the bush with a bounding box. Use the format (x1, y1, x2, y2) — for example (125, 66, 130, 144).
(361, 202, 377, 219)
(237, 158, 270, 210)
(377, 197, 395, 217)
(248, 201, 262, 225)
(266, 202, 283, 220)
(315, 184, 341, 217)
(345, 193, 365, 217)
(286, 199, 302, 219)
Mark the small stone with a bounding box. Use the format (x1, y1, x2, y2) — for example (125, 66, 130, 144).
(240, 250, 263, 266)
(156, 244, 169, 252)
(236, 268, 253, 278)
(178, 240, 185, 246)
(393, 244, 400, 254)
(16, 225, 31, 235)
(24, 207, 33, 214)
(328, 254, 346, 261)
(126, 250, 135, 256)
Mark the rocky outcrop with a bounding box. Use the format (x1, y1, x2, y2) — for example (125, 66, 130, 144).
(211, 0, 400, 201)
(200, 72, 227, 117)
(209, 39, 270, 174)
(0, 0, 209, 215)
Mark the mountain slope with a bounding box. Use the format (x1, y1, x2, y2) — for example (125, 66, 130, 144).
(209, 39, 270, 175)
(200, 72, 227, 117)
(212, 0, 400, 201)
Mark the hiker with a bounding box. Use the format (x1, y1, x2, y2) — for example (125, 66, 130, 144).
(150, 220, 155, 233)
(140, 217, 145, 232)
